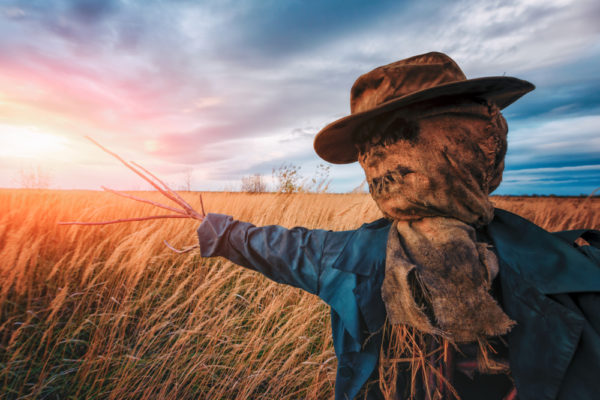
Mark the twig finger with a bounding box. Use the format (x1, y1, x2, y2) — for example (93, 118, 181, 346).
(58, 215, 188, 226)
(84, 136, 183, 209)
(101, 186, 187, 215)
(131, 161, 203, 220)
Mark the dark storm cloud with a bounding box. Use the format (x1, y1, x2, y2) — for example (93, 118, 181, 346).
(503, 52, 600, 123)
(69, 0, 120, 23)
(206, 0, 407, 63)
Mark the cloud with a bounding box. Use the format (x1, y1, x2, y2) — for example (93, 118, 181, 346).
(504, 114, 600, 168)
(497, 164, 600, 195)
(493, 115, 600, 195)
(69, 0, 120, 24)
(0, 0, 598, 193)
(194, 0, 406, 65)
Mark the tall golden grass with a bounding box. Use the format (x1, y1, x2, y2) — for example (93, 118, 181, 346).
(1, 190, 598, 399)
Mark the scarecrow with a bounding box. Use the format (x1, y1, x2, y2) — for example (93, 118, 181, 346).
(63, 52, 600, 399)
(195, 52, 600, 399)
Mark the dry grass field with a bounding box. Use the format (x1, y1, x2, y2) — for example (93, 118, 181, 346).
(1, 190, 598, 399)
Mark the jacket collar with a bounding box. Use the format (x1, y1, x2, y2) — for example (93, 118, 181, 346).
(486, 208, 599, 400)
(487, 208, 600, 294)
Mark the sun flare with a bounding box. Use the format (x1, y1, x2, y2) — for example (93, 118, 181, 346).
(0, 124, 69, 159)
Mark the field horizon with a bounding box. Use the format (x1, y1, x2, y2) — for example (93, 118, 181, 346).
(1, 190, 598, 399)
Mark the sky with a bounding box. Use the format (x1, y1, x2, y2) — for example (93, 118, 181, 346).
(0, 0, 598, 195)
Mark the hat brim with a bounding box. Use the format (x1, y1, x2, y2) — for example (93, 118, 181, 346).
(314, 76, 535, 164)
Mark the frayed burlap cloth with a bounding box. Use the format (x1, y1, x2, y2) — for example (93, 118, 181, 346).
(358, 99, 514, 343)
(384, 217, 512, 342)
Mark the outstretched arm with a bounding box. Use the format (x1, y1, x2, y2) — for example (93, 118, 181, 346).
(197, 214, 353, 295)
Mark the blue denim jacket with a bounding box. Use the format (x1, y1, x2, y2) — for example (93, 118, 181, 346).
(197, 209, 600, 400)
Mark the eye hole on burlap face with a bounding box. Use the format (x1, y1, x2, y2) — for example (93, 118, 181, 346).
(354, 114, 420, 156)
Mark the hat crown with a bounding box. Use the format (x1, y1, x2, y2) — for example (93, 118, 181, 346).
(350, 52, 467, 114)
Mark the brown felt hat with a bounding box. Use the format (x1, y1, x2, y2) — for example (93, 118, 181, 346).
(313, 52, 535, 164)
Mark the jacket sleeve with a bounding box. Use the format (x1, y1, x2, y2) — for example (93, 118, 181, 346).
(196, 213, 353, 295)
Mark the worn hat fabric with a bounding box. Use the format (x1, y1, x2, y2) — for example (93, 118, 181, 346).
(313, 51, 534, 164)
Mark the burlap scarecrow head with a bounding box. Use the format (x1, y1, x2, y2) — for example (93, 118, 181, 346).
(314, 52, 535, 343)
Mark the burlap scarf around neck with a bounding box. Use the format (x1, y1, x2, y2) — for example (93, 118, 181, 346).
(357, 99, 514, 343)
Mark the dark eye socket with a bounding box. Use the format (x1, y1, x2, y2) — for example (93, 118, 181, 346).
(355, 114, 420, 156)
(385, 117, 420, 144)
